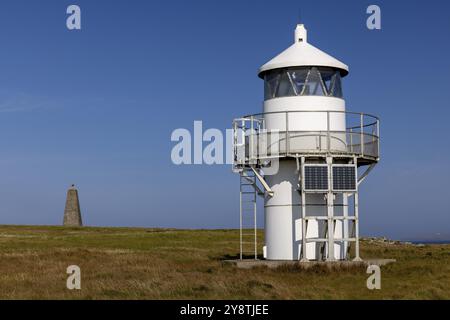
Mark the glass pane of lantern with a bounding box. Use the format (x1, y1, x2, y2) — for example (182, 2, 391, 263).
(276, 70, 295, 97)
(330, 71, 343, 98)
(264, 71, 280, 100)
(319, 67, 335, 96)
(305, 67, 326, 96)
(288, 69, 308, 95)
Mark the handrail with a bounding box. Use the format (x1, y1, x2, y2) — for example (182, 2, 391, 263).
(240, 110, 379, 132)
(232, 109, 380, 167)
(243, 110, 380, 121)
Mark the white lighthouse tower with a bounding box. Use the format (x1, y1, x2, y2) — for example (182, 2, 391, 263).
(232, 25, 379, 261)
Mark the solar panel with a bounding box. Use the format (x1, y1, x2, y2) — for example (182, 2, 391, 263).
(332, 166, 356, 191)
(304, 165, 328, 191)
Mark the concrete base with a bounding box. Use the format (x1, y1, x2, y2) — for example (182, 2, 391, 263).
(223, 259, 396, 270)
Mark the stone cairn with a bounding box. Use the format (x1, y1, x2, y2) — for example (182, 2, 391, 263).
(63, 184, 83, 227)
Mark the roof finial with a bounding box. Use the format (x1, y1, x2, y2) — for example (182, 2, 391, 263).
(295, 24, 307, 44)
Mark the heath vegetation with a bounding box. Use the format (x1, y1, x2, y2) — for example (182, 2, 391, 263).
(0, 225, 448, 299)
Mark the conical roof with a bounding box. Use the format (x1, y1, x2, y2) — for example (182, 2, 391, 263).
(258, 24, 349, 78)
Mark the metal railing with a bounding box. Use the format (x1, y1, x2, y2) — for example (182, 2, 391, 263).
(233, 110, 380, 168)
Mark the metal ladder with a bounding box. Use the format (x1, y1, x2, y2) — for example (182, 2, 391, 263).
(239, 169, 258, 260)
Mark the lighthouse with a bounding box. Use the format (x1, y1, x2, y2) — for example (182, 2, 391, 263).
(232, 25, 379, 261)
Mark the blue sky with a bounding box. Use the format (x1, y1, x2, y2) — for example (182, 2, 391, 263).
(0, 0, 449, 241)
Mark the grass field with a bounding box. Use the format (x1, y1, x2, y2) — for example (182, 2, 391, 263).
(0, 225, 449, 299)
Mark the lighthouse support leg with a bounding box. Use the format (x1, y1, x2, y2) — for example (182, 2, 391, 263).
(343, 193, 349, 259)
(326, 157, 335, 261)
(300, 157, 308, 262)
(353, 191, 362, 261)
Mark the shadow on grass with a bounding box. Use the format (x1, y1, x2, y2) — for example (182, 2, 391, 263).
(213, 253, 265, 261)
